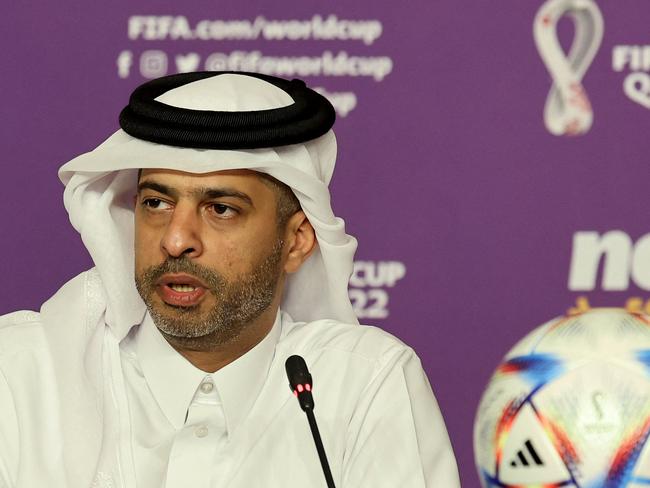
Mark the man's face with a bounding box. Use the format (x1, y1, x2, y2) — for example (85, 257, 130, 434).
(134, 168, 287, 347)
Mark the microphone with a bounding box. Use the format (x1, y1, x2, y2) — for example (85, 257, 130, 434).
(286, 354, 314, 411)
(285, 355, 336, 488)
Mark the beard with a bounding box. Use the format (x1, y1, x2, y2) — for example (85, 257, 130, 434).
(135, 240, 284, 348)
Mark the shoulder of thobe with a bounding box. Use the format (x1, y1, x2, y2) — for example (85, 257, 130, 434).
(0, 310, 46, 487)
(279, 319, 460, 487)
(344, 346, 460, 487)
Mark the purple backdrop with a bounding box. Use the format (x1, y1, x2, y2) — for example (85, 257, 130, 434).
(3, 1, 650, 485)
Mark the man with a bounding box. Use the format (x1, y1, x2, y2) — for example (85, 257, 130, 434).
(0, 72, 459, 487)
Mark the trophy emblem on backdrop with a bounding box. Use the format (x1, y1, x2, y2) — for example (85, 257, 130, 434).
(533, 0, 603, 136)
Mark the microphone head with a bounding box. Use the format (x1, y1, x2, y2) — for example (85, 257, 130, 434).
(285, 355, 312, 389)
(285, 355, 314, 411)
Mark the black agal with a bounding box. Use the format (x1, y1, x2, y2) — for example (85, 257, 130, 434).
(119, 71, 335, 149)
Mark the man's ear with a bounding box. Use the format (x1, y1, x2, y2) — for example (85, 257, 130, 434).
(283, 211, 317, 274)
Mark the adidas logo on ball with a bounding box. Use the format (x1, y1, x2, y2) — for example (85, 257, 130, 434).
(509, 439, 544, 468)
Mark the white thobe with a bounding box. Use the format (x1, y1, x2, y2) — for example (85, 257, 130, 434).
(0, 272, 460, 487)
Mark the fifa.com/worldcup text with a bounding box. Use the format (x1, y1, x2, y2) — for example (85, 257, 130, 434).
(128, 15, 383, 46)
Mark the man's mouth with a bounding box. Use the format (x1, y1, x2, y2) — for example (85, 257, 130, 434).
(168, 284, 197, 292)
(156, 274, 209, 307)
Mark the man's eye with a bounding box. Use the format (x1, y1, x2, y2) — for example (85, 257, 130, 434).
(211, 204, 236, 217)
(142, 198, 171, 210)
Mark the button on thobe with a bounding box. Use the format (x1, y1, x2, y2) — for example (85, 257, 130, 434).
(165, 378, 226, 487)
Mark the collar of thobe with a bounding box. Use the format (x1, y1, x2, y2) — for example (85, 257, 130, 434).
(134, 310, 282, 433)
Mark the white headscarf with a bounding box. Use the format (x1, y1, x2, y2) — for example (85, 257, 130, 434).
(58, 74, 359, 340)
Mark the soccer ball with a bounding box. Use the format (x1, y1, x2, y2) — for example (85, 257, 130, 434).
(474, 308, 650, 487)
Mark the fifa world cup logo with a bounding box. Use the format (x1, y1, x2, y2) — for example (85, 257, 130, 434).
(533, 0, 603, 136)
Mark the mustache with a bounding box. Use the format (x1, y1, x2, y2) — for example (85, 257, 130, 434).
(138, 256, 225, 291)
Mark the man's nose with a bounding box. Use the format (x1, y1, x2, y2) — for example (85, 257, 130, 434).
(160, 205, 203, 258)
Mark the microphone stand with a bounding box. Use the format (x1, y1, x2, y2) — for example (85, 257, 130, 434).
(305, 408, 336, 488)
